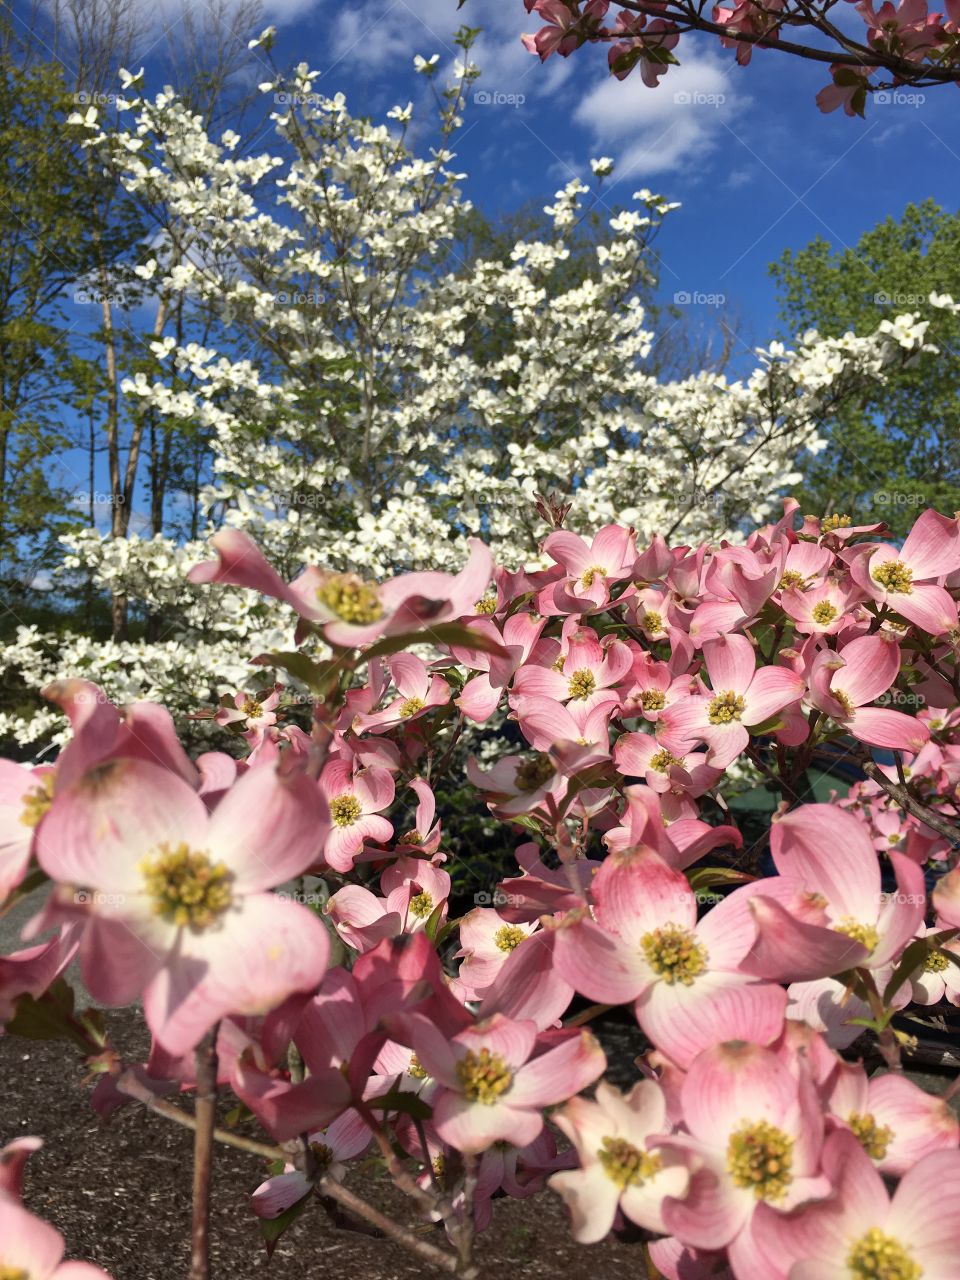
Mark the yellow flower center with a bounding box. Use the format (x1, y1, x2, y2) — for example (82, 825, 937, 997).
(474, 594, 498, 614)
(0, 1267, 29, 1280)
(779, 570, 805, 589)
(241, 697, 263, 717)
(847, 1228, 922, 1279)
(580, 565, 607, 588)
(726, 1120, 794, 1201)
(140, 843, 233, 930)
(924, 950, 950, 973)
(649, 748, 684, 772)
(641, 924, 708, 986)
(309, 1140, 334, 1168)
(872, 560, 914, 595)
(456, 1048, 513, 1104)
(832, 687, 856, 716)
(19, 771, 55, 828)
(330, 793, 362, 826)
(408, 1054, 429, 1080)
(513, 754, 555, 792)
(399, 697, 425, 718)
(848, 1111, 893, 1161)
(597, 1136, 662, 1190)
(552, 654, 566, 672)
(567, 668, 597, 700)
(820, 514, 852, 532)
(708, 690, 746, 724)
(640, 689, 666, 711)
(316, 573, 384, 624)
(834, 917, 880, 954)
(642, 610, 664, 634)
(494, 924, 526, 952)
(409, 891, 434, 919)
(812, 601, 838, 625)
(400, 829, 423, 845)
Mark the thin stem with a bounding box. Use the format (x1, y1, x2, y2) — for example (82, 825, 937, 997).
(189, 1028, 219, 1280)
(117, 1075, 477, 1276)
(863, 760, 960, 847)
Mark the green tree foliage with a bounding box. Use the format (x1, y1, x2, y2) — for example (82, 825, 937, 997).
(771, 200, 960, 534)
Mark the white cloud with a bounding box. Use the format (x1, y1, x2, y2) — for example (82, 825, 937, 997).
(322, 0, 553, 96)
(573, 50, 752, 178)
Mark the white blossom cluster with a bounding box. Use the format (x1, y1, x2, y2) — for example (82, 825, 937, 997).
(4, 64, 938, 750)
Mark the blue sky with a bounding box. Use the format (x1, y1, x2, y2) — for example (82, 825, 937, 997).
(16, 0, 960, 540)
(27, 0, 960, 364)
(238, 0, 960, 366)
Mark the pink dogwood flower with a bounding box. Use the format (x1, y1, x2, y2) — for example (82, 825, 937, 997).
(549, 1080, 690, 1242)
(661, 1041, 830, 1278)
(552, 848, 787, 1067)
(455, 612, 545, 724)
(851, 508, 960, 634)
(824, 1059, 959, 1176)
(317, 760, 395, 872)
(0, 762, 54, 900)
(326, 856, 451, 952)
(455, 907, 539, 998)
(512, 627, 632, 709)
(35, 758, 331, 1054)
(539, 524, 637, 614)
(0, 1198, 112, 1279)
(660, 633, 805, 768)
(807, 634, 930, 750)
(353, 654, 450, 732)
(752, 1131, 960, 1280)
(735, 803, 925, 983)
(188, 528, 494, 648)
(392, 1011, 606, 1154)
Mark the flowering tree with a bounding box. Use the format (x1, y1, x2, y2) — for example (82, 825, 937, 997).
(5, 501, 960, 1278)
(3, 56, 952, 752)
(517, 0, 960, 115)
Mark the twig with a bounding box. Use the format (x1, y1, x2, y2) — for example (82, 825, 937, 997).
(116, 1070, 282, 1160)
(189, 1027, 219, 1280)
(117, 1075, 479, 1277)
(457, 1153, 478, 1272)
(863, 760, 960, 846)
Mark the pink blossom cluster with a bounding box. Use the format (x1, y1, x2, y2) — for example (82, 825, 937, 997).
(4, 504, 960, 1275)
(519, 0, 960, 116)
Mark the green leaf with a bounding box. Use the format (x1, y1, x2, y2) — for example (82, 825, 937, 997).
(259, 1190, 313, 1256)
(365, 1089, 434, 1119)
(362, 623, 509, 662)
(251, 650, 341, 694)
(687, 866, 756, 891)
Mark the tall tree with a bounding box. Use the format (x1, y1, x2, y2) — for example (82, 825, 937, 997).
(771, 200, 960, 535)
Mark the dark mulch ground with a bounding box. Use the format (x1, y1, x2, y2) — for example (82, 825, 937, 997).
(1, 1008, 649, 1279)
